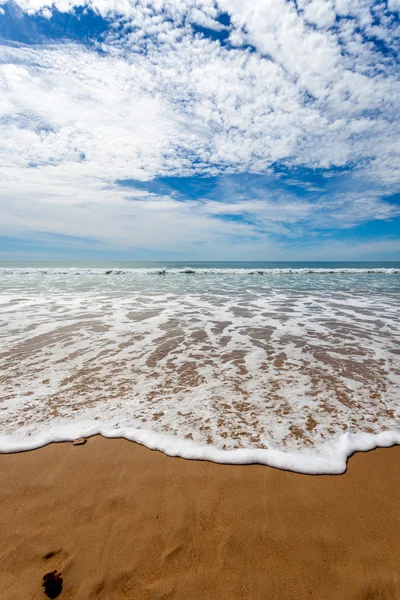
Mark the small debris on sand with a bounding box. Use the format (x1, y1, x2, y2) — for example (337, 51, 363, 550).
(42, 570, 63, 598)
(72, 438, 87, 446)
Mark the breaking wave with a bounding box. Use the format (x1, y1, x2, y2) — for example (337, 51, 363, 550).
(0, 267, 399, 275)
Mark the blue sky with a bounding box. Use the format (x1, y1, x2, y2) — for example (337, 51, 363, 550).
(0, 0, 399, 260)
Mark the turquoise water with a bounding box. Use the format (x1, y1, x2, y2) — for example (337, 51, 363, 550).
(0, 261, 399, 472)
(0, 261, 399, 294)
(1, 261, 398, 268)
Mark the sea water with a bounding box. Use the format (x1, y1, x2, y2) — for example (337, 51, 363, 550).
(0, 261, 399, 474)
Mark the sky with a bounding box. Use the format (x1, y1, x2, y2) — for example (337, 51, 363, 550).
(0, 0, 399, 261)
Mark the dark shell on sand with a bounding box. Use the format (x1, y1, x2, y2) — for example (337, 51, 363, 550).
(42, 570, 63, 598)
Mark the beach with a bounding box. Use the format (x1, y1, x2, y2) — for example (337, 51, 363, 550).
(1, 436, 400, 599)
(1, 265, 399, 598)
(1, 0, 400, 586)
(1, 265, 400, 473)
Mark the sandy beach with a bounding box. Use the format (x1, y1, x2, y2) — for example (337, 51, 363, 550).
(0, 437, 399, 599)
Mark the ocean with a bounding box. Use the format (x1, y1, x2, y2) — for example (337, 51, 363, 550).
(0, 261, 399, 474)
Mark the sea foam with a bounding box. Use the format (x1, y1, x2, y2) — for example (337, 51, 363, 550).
(0, 266, 399, 275)
(0, 267, 399, 473)
(1, 423, 400, 474)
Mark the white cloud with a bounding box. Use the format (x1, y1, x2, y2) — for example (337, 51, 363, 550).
(0, 0, 399, 257)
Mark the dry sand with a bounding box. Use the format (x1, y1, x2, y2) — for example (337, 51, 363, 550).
(0, 436, 399, 600)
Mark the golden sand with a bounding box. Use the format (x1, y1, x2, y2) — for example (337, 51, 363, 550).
(0, 436, 399, 599)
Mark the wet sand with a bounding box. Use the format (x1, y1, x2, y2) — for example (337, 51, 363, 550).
(0, 436, 399, 600)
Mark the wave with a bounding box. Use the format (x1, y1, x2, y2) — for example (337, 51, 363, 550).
(0, 267, 399, 276)
(1, 423, 399, 474)
(1, 271, 399, 473)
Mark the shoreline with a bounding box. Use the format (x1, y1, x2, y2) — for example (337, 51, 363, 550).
(2, 426, 400, 475)
(1, 436, 400, 599)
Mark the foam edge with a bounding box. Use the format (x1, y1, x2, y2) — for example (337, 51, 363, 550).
(1, 424, 400, 475)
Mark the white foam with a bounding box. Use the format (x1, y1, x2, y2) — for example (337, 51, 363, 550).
(0, 274, 399, 474)
(0, 422, 399, 474)
(0, 267, 399, 275)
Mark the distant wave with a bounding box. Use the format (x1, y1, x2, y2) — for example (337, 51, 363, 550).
(0, 267, 399, 275)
